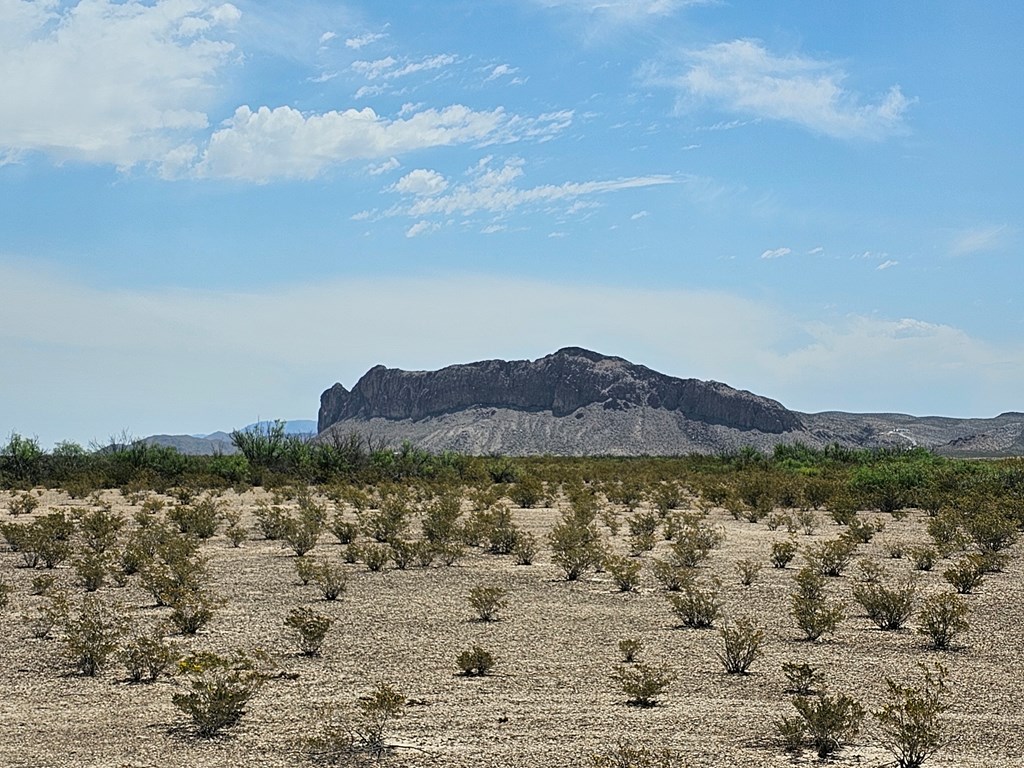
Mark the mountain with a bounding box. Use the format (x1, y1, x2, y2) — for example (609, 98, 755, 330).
(316, 348, 1023, 457)
(142, 419, 316, 456)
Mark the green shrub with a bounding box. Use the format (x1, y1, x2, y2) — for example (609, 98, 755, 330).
(73, 550, 109, 592)
(873, 665, 949, 768)
(770, 538, 798, 568)
(909, 546, 937, 571)
(388, 539, 416, 570)
(303, 682, 405, 763)
(805, 537, 858, 576)
(468, 585, 507, 622)
(513, 531, 538, 565)
(311, 558, 348, 601)
(791, 567, 844, 641)
(590, 741, 681, 768)
(328, 516, 357, 545)
(362, 543, 390, 572)
(254, 502, 291, 540)
(285, 607, 333, 656)
(509, 474, 544, 508)
(943, 556, 985, 594)
(735, 558, 762, 586)
(0, 578, 11, 610)
(846, 516, 883, 544)
(119, 631, 178, 683)
(783, 691, 865, 758)
(548, 515, 605, 580)
(651, 558, 690, 591)
(613, 662, 674, 707)
(667, 577, 721, 629)
(456, 645, 495, 676)
(60, 594, 130, 676)
(167, 588, 221, 635)
(618, 638, 642, 663)
(796, 510, 818, 535)
(782, 662, 824, 696)
(917, 593, 969, 651)
(172, 650, 267, 737)
(717, 617, 766, 674)
(73, 507, 124, 554)
(964, 508, 1017, 555)
(852, 573, 917, 631)
(8, 490, 40, 516)
(167, 497, 221, 539)
(223, 510, 247, 547)
(605, 554, 642, 592)
(284, 508, 323, 557)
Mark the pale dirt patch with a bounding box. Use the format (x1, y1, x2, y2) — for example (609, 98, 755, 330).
(1, 488, 1023, 767)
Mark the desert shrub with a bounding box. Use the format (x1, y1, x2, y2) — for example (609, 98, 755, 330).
(791, 567, 844, 641)
(782, 662, 824, 696)
(167, 588, 221, 635)
(360, 490, 411, 543)
(628, 511, 659, 553)
(805, 536, 858, 577)
(909, 546, 937, 571)
(600, 507, 622, 536)
(796, 510, 818, 536)
(0, 578, 10, 610)
(3, 513, 74, 569)
(421, 490, 463, 545)
(667, 577, 721, 629)
(618, 638, 642, 663)
(138, 532, 206, 607)
(362, 543, 390, 572)
(284, 508, 323, 557)
(782, 691, 865, 758)
(312, 558, 348, 601)
(254, 502, 291, 540)
(295, 556, 317, 585)
(167, 497, 221, 539)
(437, 540, 465, 567)
(73, 507, 124, 554)
(415, 540, 436, 568)
(513, 531, 538, 565)
(735, 558, 762, 586)
(770, 539, 798, 569)
(303, 683, 405, 763)
(886, 540, 906, 559)
(651, 558, 690, 591)
(223, 510, 247, 547)
(30, 572, 56, 595)
(874, 665, 949, 768)
(589, 741, 681, 768)
(73, 550, 109, 592)
(328, 515, 357, 545)
(917, 593, 969, 651)
(926, 509, 965, 556)
(342, 543, 361, 564)
(388, 539, 416, 570)
(119, 630, 178, 683)
(8, 490, 40, 516)
(846, 516, 884, 544)
(943, 556, 985, 594)
(172, 650, 267, 737)
(853, 573, 918, 631)
(456, 645, 495, 676)
(717, 617, 766, 674)
(468, 585, 507, 621)
(509, 474, 544, 508)
(605, 554, 642, 592)
(613, 662, 674, 707)
(59, 594, 130, 676)
(670, 521, 724, 568)
(548, 515, 605, 580)
(964, 508, 1017, 555)
(776, 715, 807, 753)
(652, 482, 684, 513)
(285, 607, 333, 656)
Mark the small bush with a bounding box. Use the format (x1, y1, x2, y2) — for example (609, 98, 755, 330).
(60, 594, 130, 676)
(613, 662, 674, 707)
(328, 516, 357, 545)
(782, 662, 824, 696)
(389, 539, 416, 570)
(874, 664, 949, 768)
(853, 574, 917, 631)
(73, 507, 124, 554)
(943, 556, 985, 594)
(805, 537, 858, 577)
(651, 558, 690, 591)
(909, 546, 937, 571)
(667, 577, 721, 629)
(284, 509, 323, 557)
(0, 578, 11, 610)
(770, 539, 798, 569)
(172, 650, 267, 737)
(303, 683, 405, 763)
(468, 585, 507, 622)
(362, 543, 390, 572)
(223, 511, 247, 547)
(312, 558, 348, 601)
(717, 617, 766, 674)
(548, 516, 605, 580)
(119, 631, 178, 683)
(285, 607, 333, 656)
(590, 741, 681, 768)
(605, 554, 642, 592)
(167, 588, 220, 635)
(784, 692, 865, 758)
(73, 550, 109, 592)
(513, 531, 538, 565)
(618, 638, 642, 663)
(456, 645, 495, 676)
(917, 593, 969, 651)
(9, 491, 40, 516)
(736, 558, 762, 586)
(791, 567, 845, 641)
(796, 510, 818, 536)
(167, 497, 221, 540)
(254, 503, 291, 540)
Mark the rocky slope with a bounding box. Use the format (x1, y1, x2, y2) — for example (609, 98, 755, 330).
(316, 348, 1024, 457)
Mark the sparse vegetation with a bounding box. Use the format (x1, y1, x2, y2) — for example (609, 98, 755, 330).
(717, 617, 766, 674)
(456, 645, 495, 676)
(613, 662, 674, 707)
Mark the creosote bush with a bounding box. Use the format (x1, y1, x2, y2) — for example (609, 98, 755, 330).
(782, 662, 824, 696)
(60, 594, 130, 676)
(778, 691, 865, 758)
(605, 554, 642, 592)
(735, 558, 762, 586)
(791, 567, 844, 641)
(456, 645, 495, 676)
(618, 638, 642, 663)
(468, 585, 508, 622)
(917, 593, 969, 651)
(119, 630, 178, 683)
(172, 650, 268, 737)
(667, 577, 721, 629)
(852, 572, 917, 631)
(304, 683, 406, 764)
(770, 538, 798, 569)
(717, 617, 766, 674)
(613, 662, 674, 707)
(943, 556, 985, 594)
(874, 664, 949, 768)
(590, 740, 681, 768)
(285, 607, 333, 656)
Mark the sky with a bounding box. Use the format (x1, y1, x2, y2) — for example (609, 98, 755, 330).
(1, 0, 1022, 448)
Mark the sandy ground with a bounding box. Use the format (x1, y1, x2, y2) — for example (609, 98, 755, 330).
(1, 487, 1023, 768)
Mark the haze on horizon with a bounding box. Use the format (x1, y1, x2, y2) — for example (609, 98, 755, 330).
(1, 1, 1021, 449)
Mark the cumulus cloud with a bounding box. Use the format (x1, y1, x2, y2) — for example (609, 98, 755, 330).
(760, 247, 791, 259)
(187, 105, 572, 182)
(655, 39, 912, 140)
(0, 0, 240, 168)
(2, 260, 1019, 446)
(372, 156, 674, 222)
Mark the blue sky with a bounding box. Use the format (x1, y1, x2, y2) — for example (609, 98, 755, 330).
(1, 0, 1021, 448)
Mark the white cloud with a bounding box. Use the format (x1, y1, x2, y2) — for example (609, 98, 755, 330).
(345, 31, 387, 50)
(377, 156, 674, 221)
(876, 259, 898, 270)
(760, 247, 791, 259)
(531, 0, 708, 22)
(808, 246, 825, 255)
(631, 210, 651, 220)
(392, 169, 449, 196)
(367, 157, 401, 175)
(2, 261, 1019, 446)
(352, 54, 456, 81)
(0, 0, 240, 168)
(405, 220, 439, 238)
(188, 105, 571, 182)
(658, 39, 912, 140)
(319, 31, 337, 45)
(949, 224, 1010, 257)
(486, 64, 519, 82)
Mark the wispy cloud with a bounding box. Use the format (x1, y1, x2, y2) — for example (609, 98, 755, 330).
(653, 39, 912, 140)
(760, 247, 791, 259)
(182, 106, 572, 183)
(949, 224, 1010, 257)
(530, 0, 709, 23)
(876, 259, 898, 270)
(345, 30, 387, 49)
(352, 54, 457, 80)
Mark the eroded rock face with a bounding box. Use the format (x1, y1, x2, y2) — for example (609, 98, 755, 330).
(317, 347, 802, 435)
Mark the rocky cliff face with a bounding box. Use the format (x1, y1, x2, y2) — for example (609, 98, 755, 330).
(318, 347, 803, 439)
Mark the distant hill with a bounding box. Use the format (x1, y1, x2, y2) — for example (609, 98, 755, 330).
(316, 347, 1024, 457)
(143, 419, 316, 456)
